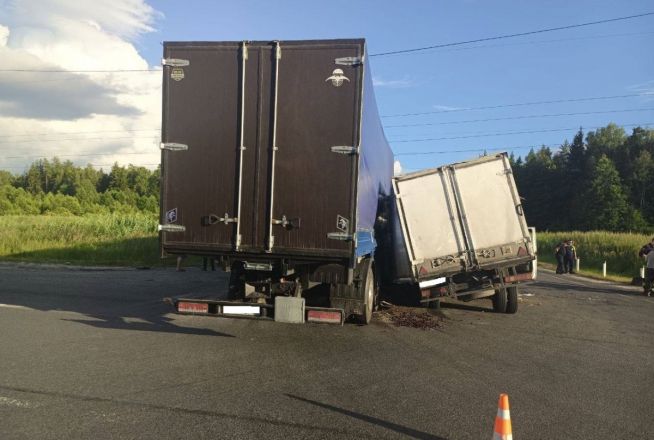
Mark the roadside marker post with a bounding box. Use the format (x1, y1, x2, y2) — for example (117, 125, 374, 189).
(640, 266, 645, 279)
(602, 261, 607, 278)
(576, 258, 580, 273)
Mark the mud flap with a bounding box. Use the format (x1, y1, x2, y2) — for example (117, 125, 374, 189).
(329, 257, 372, 319)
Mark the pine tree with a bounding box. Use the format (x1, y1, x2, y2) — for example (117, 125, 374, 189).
(578, 155, 629, 231)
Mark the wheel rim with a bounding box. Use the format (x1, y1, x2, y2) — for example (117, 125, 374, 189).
(364, 268, 374, 321)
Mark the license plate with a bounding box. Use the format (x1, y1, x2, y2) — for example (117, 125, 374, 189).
(222, 305, 260, 316)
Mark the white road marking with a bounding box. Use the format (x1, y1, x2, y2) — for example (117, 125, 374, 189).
(0, 396, 34, 408)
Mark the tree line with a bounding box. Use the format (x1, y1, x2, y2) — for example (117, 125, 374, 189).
(510, 123, 654, 232)
(0, 122, 652, 232)
(0, 159, 159, 215)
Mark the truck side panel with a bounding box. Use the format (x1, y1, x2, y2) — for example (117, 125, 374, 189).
(355, 63, 395, 257)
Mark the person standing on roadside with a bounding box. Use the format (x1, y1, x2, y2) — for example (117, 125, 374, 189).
(640, 238, 654, 296)
(565, 240, 577, 274)
(555, 241, 566, 274)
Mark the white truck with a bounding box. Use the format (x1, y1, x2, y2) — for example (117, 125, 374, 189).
(390, 153, 536, 313)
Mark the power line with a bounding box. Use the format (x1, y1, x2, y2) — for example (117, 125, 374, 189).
(3, 128, 160, 138)
(0, 136, 159, 145)
(383, 108, 654, 128)
(370, 11, 654, 57)
(417, 30, 654, 54)
(390, 122, 653, 143)
(2, 152, 155, 160)
(0, 162, 160, 170)
(381, 93, 654, 118)
(0, 31, 650, 83)
(393, 144, 561, 156)
(0, 68, 159, 73)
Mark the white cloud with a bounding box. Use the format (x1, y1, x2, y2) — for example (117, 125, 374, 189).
(372, 76, 414, 89)
(628, 80, 654, 101)
(0, 0, 163, 172)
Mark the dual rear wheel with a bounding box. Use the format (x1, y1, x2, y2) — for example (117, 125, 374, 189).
(493, 285, 518, 314)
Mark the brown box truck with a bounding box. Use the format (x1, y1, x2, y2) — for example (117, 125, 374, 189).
(159, 39, 394, 324)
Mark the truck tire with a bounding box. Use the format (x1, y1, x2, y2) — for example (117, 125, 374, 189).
(492, 288, 507, 313)
(357, 261, 375, 325)
(505, 285, 518, 314)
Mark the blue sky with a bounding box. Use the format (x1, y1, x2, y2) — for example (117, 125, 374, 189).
(139, 0, 654, 170)
(0, 0, 652, 172)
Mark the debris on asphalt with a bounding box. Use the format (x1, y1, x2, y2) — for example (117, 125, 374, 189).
(375, 306, 444, 330)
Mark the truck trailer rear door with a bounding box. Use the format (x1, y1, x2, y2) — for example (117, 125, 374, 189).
(160, 41, 363, 258)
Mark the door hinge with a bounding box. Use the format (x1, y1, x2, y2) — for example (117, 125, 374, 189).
(327, 232, 354, 241)
(162, 58, 190, 67)
(160, 142, 188, 151)
(158, 224, 186, 232)
(335, 56, 363, 66)
(331, 146, 358, 155)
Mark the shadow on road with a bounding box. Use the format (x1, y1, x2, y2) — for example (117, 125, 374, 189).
(63, 315, 234, 337)
(0, 263, 235, 338)
(286, 394, 448, 440)
(534, 279, 642, 297)
(439, 301, 492, 313)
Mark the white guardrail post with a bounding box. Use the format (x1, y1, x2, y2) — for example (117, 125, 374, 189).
(602, 261, 607, 278)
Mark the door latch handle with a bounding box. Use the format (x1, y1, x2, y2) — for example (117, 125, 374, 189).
(272, 215, 301, 230)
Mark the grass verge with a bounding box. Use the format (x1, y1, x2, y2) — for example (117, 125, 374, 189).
(537, 231, 651, 280)
(0, 214, 162, 267)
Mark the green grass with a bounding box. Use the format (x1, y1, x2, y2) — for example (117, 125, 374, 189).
(1, 216, 651, 279)
(537, 231, 652, 280)
(0, 214, 162, 266)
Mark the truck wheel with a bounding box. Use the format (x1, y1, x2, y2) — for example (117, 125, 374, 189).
(428, 299, 441, 310)
(505, 285, 518, 314)
(492, 288, 507, 313)
(357, 261, 375, 325)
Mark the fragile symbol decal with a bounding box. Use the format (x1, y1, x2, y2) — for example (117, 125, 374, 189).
(166, 208, 178, 224)
(170, 67, 185, 81)
(336, 215, 349, 232)
(325, 69, 349, 87)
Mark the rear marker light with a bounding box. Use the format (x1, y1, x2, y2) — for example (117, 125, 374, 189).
(307, 310, 342, 325)
(178, 302, 209, 314)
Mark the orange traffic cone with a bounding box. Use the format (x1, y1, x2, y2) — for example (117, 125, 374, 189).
(492, 393, 512, 440)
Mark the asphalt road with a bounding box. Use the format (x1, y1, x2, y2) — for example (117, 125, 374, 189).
(0, 263, 652, 439)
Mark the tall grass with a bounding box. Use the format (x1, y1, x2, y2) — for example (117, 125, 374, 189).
(0, 214, 160, 266)
(538, 231, 652, 279)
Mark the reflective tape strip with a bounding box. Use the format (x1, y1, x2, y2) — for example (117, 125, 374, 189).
(496, 408, 511, 419)
(418, 277, 447, 289)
